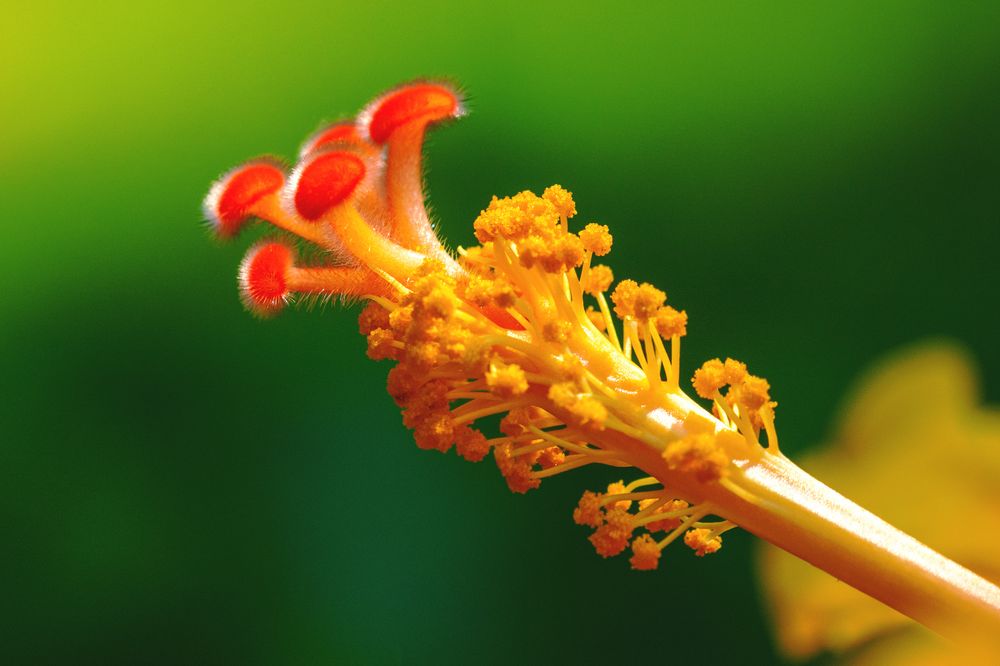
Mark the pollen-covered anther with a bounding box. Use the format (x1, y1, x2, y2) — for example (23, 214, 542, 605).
(738, 375, 771, 411)
(362, 81, 464, 144)
(238, 241, 294, 316)
(542, 185, 577, 219)
(579, 223, 613, 256)
(494, 441, 541, 493)
(662, 433, 730, 483)
(611, 280, 666, 321)
(629, 534, 662, 571)
(589, 508, 634, 557)
(684, 528, 723, 557)
(573, 490, 605, 528)
(204, 160, 285, 238)
(485, 361, 529, 398)
(654, 306, 688, 338)
(413, 412, 456, 453)
(582, 265, 614, 296)
(455, 425, 490, 462)
(692, 358, 727, 399)
(366, 328, 398, 361)
(358, 302, 391, 335)
(459, 273, 517, 309)
(536, 446, 566, 469)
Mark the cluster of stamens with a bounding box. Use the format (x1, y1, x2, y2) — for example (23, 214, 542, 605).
(204, 80, 780, 571)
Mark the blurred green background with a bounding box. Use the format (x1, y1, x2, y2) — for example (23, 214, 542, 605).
(3, 2, 999, 664)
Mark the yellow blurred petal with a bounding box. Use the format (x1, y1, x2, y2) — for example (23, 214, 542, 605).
(758, 340, 1000, 660)
(834, 341, 976, 453)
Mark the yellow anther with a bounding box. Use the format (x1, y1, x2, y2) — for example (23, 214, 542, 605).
(542, 184, 577, 218)
(388, 305, 413, 336)
(455, 426, 490, 462)
(611, 280, 639, 318)
(406, 340, 441, 369)
(654, 305, 687, 338)
(629, 534, 661, 570)
(579, 223, 613, 256)
(573, 490, 605, 527)
(739, 375, 771, 411)
(358, 302, 390, 335)
(494, 441, 541, 493)
(537, 446, 566, 469)
(684, 528, 723, 556)
(582, 264, 614, 295)
(486, 362, 529, 398)
(589, 508, 634, 557)
(692, 358, 726, 399)
(414, 412, 455, 452)
(723, 358, 748, 385)
(611, 280, 666, 321)
(366, 328, 398, 361)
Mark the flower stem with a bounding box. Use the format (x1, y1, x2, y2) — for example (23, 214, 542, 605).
(713, 452, 1000, 642)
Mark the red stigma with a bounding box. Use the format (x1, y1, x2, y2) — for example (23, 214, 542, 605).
(367, 83, 461, 144)
(300, 123, 367, 157)
(211, 162, 284, 237)
(293, 151, 366, 221)
(240, 242, 294, 315)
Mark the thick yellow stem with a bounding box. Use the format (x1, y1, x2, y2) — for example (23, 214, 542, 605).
(711, 452, 1000, 643)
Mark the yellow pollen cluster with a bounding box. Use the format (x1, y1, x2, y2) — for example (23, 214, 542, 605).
(692, 357, 779, 443)
(581, 264, 614, 295)
(684, 528, 723, 557)
(486, 361, 529, 398)
(579, 223, 613, 256)
(629, 534, 661, 571)
(572, 479, 731, 570)
(473, 190, 586, 273)
(610, 280, 666, 321)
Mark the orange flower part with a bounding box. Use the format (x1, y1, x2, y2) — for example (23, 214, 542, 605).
(684, 528, 723, 557)
(204, 160, 285, 238)
(630, 534, 662, 571)
(204, 81, 1000, 644)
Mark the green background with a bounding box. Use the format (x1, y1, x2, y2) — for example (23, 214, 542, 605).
(3, 2, 999, 663)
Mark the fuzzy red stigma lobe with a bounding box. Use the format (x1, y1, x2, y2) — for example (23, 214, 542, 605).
(208, 162, 285, 237)
(300, 123, 368, 157)
(293, 152, 366, 221)
(366, 83, 461, 144)
(240, 242, 293, 315)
